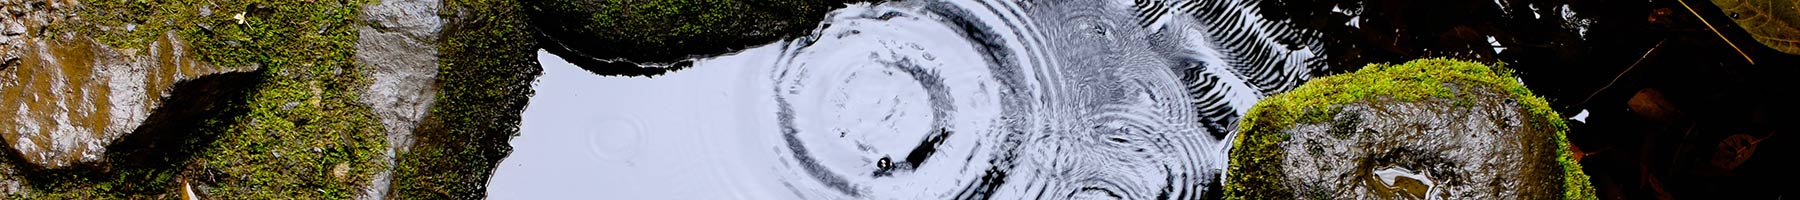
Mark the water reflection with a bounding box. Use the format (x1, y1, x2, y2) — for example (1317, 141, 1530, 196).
(490, 0, 1329, 198)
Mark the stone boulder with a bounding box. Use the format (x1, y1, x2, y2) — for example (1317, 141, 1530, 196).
(353, 0, 445, 198)
(1226, 58, 1596, 199)
(1, 0, 241, 168)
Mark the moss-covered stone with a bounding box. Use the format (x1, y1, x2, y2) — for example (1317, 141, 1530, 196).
(2, 0, 390, 198)
(385, 0, 540, 198)
(1226, 58, 1595, 199)
(526, 0, 845, 76)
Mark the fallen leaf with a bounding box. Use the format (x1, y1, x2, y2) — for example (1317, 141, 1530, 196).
(1711, 132, 1772, 171)
(1628, 88, 1679, 122)
(1711, 0, 1800, 55)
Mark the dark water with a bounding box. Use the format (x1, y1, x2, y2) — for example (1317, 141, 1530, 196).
(1256, 0, 1800, 198)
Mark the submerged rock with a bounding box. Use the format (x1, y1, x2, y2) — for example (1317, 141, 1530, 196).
(0, 0, 240, 168)
(1226, 58, 1595, 199)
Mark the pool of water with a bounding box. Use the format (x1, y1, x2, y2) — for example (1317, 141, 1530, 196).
(487, 0, 1336, 198)
(487, 49, 792, 199)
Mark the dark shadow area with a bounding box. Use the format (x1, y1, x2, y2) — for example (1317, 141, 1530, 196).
(1257, 0, 1800, 198)
(0, 70, 262, 194)
(1, 57, 16, 71)
(534, 36, 695, 77)
(524, 0, 858, 77)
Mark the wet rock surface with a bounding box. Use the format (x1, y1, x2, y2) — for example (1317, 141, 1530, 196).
(0, 0, 239, 168)
(352, 0, 443, 198)
(1273, 92, 1563, 199)
(1228, 59, 1592, 199)
(526, 0, 845, 76)
(2, 0, 391, 198)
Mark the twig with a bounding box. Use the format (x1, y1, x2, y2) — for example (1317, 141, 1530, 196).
(1580, 38, 1667, 106)
(1677, 0, 1756, 65)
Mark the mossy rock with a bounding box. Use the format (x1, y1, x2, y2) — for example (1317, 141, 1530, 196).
(2, 0, 392, 198)
(1225, 58, 1595, 199)
(526, 0, 846, 76)
(387, 0, 542, 199)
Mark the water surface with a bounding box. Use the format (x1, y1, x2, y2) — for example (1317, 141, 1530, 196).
(485, 0, 1325, 198)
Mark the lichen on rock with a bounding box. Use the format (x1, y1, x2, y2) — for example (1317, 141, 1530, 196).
(1226, 58, 1595, 199)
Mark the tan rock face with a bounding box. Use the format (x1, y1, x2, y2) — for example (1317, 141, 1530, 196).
(0, 0, 231, 168)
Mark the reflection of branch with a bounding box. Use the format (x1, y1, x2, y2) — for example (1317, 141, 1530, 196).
(1677, 0, 1756, 65)
(1580, 38, 1666, 106)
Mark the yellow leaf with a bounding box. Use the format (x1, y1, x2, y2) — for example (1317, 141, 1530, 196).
(1713, 0, 1800, 55)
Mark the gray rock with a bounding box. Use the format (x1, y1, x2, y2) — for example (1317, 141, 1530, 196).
(352, 0, 444, 198)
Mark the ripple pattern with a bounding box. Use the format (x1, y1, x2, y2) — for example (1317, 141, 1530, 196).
(767, 1, 1238, 199)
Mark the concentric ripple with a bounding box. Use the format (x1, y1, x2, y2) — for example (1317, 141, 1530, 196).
(770, 3, 1010, 198)
(768, 1, 1223, 199)
(496, 0, 1291, 198)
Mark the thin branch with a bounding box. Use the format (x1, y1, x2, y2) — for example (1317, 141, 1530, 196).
(1677, 0, 1756, 65)
(1580, 38, 1668, 106)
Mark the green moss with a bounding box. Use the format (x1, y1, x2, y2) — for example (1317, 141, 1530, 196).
(10, 0, 388, 199)
(1225, 58, 1595, 199)
(528, 0, 843, 63)
(387, 0, 540, 198)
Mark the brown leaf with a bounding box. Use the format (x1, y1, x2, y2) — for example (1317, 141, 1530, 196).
(1711, 0, 1800, 55)
(1711, 133, 1772, 171)
(1628, 88, 1679, 122)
